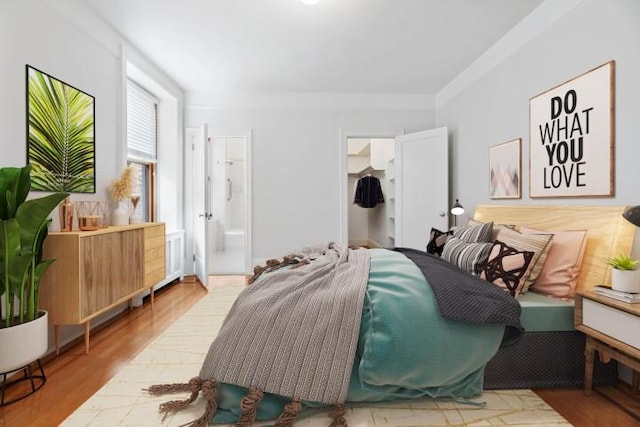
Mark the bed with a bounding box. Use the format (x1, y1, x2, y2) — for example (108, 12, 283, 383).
(473, 204, 635, 389)
(148, 205, 635, 426)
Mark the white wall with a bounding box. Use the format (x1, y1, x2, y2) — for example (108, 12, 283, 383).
(186, 97, 434, 261)
(436, 0, 640, 224)
(0, 0, 184, 356)
(0, 0, 120, 202)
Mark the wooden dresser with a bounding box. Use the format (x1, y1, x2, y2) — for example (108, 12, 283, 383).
(40, 223, 166, 354)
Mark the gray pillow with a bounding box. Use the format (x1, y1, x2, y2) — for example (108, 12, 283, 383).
(441, 237, 493, 275)
(450, 221, 494, 243)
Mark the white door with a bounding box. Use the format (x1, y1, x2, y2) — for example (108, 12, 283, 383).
(395, 127, 448, 250)
(193, 124, 211, 289)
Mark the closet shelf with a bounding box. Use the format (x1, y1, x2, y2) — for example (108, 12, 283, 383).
(348, 165, 383, 178)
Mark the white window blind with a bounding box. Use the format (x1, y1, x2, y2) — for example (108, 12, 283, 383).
(127, 80, 157, 161)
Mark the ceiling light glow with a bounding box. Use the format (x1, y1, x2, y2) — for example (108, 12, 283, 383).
(300, 0, 320, 4)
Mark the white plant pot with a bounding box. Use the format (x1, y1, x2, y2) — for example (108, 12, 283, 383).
(112, 201, 129, 226)
(611, 268, 640, 293)
(0, 311, 48, 373)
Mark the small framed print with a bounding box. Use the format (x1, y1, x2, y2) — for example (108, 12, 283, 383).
(490, 138, 521, 199)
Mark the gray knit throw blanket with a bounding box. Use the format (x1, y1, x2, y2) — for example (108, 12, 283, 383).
(147, 243, 370, 427)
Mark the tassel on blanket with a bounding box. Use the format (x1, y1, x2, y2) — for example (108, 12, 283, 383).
(247, 254, 309, 284)
(328, 404, 348, 427)
(273, 397, 302, 427)
(234, 387, 264, 426)
(144, 377, 217, 427)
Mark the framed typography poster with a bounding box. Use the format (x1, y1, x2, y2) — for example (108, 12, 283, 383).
(529, 61, 614, 198)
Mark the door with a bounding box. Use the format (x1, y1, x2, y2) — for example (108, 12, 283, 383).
(193, 124, 211, 289)
(395, 127, 448, 250)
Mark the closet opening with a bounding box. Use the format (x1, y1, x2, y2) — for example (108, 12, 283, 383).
(347, 137, 395, 248)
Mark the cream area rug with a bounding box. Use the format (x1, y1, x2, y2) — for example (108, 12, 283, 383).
(62, 283, 571, 427)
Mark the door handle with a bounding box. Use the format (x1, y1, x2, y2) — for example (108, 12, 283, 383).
(227, 178, 232, 202)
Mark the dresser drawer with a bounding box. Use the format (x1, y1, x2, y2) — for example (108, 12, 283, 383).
(583, 298, 640, 350)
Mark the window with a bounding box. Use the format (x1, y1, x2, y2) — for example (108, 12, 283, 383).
(126, 79, 157, 222)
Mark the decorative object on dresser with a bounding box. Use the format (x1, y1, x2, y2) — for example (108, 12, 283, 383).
(75, 200, 108, 230)
(0, 165, 68, 405)
(39, 223, 166, 355)
(129, 194, 142, 223)
(58, 197, 73, 232)
(607, 254, 640, 293)
(109, 166, 133, 226)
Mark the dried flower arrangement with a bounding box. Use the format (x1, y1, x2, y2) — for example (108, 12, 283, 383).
(110, 165, 133, 202)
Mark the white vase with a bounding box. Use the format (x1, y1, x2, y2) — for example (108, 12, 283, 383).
(611, 268, 640, 293)
(0, 311, 48, 373)
(112, 201, 129, 226)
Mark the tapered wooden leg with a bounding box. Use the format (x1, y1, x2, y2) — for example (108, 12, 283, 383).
(584, 336, 595, 395)
(84, 321, 90, 354)
(55, 325, 61, 356)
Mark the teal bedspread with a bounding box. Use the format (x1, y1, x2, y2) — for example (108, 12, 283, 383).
(212, 249, 505, 423)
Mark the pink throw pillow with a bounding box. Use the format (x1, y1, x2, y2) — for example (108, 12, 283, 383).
(520, 226, 588, 299)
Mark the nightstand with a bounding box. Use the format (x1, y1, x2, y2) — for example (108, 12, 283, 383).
(575, 290, 640, 395)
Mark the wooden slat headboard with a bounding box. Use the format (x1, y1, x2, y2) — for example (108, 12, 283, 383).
(473, 205, 636, 292)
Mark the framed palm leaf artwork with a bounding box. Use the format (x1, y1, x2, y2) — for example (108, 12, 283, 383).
(26, 65, 95, 193)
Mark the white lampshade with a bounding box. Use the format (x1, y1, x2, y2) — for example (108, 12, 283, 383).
(451, 199, 464, 216)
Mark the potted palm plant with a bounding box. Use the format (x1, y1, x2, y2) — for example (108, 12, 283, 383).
(607, 254, 640, 293)
(0, 165, 68, 375)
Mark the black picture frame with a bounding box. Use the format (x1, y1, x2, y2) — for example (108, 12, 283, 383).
(26, 65, 96, 193)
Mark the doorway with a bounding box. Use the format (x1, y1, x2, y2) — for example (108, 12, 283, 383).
(339, 128, 449, 251)
(346, 137, 395, 248)
(208, 135, 250, 274)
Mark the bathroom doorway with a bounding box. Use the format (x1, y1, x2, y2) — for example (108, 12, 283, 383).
(208, 135, 251, 274)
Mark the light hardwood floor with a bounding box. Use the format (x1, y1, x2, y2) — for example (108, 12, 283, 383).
(0, 276, 639, 427)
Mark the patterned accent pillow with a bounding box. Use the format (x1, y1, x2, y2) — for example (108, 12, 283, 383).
(480, 240, 534, 298)
(451, 221, 493, 243)
(441, 237, 493, 275)
(493, 226, 553, 293)
(426, 227, 453, 256)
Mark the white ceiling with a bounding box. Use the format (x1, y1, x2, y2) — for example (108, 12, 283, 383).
(82, 0, 543, 95)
